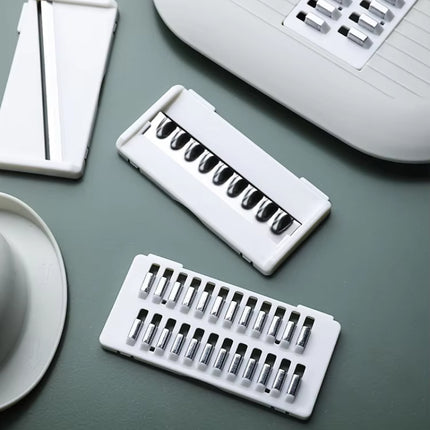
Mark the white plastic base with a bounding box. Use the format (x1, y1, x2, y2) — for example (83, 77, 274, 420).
(154, 0, 430, 163)
(0, 0, 118, 178)
(117, 85, 331, 275)
(0, 193, 67, 410)
(100, 254, 341, 419)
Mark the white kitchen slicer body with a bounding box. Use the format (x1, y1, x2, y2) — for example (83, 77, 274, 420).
(0, 0, 118, 178)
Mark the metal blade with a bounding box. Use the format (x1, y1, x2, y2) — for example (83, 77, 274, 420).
(37, 0, 62, 161)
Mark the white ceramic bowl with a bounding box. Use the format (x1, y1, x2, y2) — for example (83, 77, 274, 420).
(0, 233, 28, 366)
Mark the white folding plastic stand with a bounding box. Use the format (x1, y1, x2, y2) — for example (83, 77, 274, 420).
(100, 254, 341, 419)
(0, 0, 118, 178)
(117, 86, 331, 275)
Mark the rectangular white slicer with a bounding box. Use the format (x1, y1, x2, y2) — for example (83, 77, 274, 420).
(100, 254, 341, 419)
(117, 86, 331, 275)
(0, 0, 118, 178)
(154, 0, 430, 163)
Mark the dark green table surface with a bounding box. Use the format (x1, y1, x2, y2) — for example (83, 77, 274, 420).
(1, 1, 429, 429)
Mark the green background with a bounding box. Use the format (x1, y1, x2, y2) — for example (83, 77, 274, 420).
(1, 0, 429, 429)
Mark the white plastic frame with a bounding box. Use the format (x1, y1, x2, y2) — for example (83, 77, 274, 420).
(117, 86, 331, 275)
(0, 0, 118, 178)
(282, 0, 417, 69)
(100, 254, 341, 419)
(153, 0, 430, 163)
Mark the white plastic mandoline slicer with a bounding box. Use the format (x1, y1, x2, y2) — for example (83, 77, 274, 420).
(0, 0, 118, 179)
(100, 254, 341, 419)
(117, 86, 331, 275)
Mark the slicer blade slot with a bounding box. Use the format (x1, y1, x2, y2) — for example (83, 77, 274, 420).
(36, 0, 62, 162)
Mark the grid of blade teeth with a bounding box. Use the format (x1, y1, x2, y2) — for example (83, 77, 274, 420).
(154, 116, 296, 236)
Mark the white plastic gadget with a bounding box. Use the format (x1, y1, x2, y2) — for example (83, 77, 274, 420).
(117, 86, 331, 275)
(154, 0, 430, 163)
(0, 192, 67, 410)
(100, 254, 341, 419)
(0, 0, 118, 178)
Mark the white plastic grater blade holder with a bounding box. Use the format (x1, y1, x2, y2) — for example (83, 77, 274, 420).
(100, 254, 341, 420)
(116, 85, 331, 275)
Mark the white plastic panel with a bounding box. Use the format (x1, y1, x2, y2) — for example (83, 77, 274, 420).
(100, 254, 341, 420)
(282, 0, 418, 69)
(153, 0, 430, 163)
(117, 86, 331, 275)
(0, 0, 118, 178)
